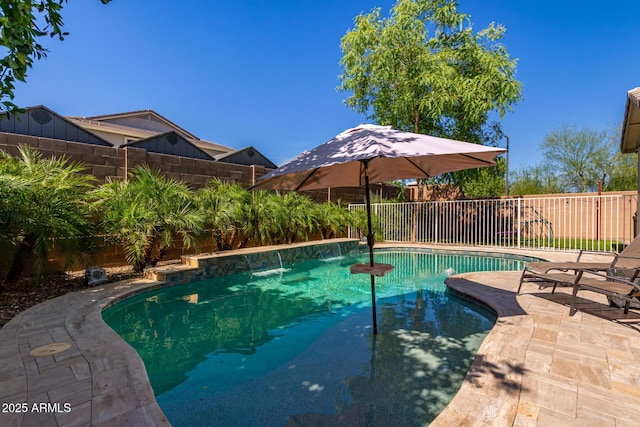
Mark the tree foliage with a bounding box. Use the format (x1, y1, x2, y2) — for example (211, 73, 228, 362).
(509, 164, 563, 196)
(339, 0, 522, 144)
(540, 125, 614, 192)
(510, 125, 636, 195)
(195, 179, 248, 251)
(338, 0, 521, 198)
(0, 0, 109, 112)
(316, 200, 354, 239)
(0, 145, 95, 284)
(0, 148, 362, 282)
(457, 157, 507, 198)
(92, 166, 205, 272)
(607, 151, 638, 191)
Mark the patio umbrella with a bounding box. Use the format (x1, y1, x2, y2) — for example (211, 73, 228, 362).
(251, 124, 506, 334)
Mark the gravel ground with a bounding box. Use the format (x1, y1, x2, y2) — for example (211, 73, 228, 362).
(0, 265, 143, 328)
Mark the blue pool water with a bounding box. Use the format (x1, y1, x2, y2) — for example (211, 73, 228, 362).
(103, 249, 529, 426)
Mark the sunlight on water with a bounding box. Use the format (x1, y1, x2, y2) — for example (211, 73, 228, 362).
(103, 250, 529, 427)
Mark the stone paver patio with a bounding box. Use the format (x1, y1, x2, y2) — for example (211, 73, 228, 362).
(1, 244, 639, 426)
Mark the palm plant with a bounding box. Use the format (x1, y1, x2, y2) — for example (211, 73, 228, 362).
(237, 190, 283, 248)
(92, 165, 205, 272)
(195, 179, 248, 251)
(276, 192, 320, 244)
(351, 207, 381, 241)
(0, 146, 95, 285)
(316, 201, 353, 239)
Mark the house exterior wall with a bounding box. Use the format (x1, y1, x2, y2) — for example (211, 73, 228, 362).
(84, 129, 128, 147)
(125, 133, 213, 161)
(219, 151, 269, 168)
(0, 108, 111, 146)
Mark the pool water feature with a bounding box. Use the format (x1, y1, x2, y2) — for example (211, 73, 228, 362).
(103, 250, 529, 426)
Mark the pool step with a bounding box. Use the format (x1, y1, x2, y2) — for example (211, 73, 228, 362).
(144, 263, 200, 284)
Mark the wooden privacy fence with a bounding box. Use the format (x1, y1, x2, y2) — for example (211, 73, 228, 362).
(349, 193, 637, 252)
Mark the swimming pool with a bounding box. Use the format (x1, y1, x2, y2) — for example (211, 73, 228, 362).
(103, 249, 530, 426)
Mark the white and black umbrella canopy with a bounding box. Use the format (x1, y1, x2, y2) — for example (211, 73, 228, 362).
(252, 124, 506, 191)
(252, 123, 506, 335)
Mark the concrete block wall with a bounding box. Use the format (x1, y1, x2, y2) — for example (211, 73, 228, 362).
(0, 131, 404, 202)
(301, 184, 405, 204)
(0, 132, 270, 187)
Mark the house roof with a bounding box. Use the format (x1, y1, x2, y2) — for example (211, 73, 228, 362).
(214, 146, 278, 169)
(122, 131, 214, 161)
(84, 109, 199, 140)
(621, 87, 640, 153)
(0, 105, 113, 146)
(67, 108, 278, 167)
(67, 116, 158, 139)
(68, 111, 235, 154)
(186, 137, 234, 156)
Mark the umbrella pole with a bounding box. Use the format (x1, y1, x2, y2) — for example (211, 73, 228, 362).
(363, 161, 378, 335)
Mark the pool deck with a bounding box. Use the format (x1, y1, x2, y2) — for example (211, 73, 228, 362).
(1, 244, 639, 426)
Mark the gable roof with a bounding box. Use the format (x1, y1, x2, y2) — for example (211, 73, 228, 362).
(122, 131, 214, 160)
(0, 105, 112, 146)
(214, 146, 277, 169)
(621, 87, 640, 153)
(72, 109, 237, 156)
(67, 116, 158, 140)
(188, 137, 234, 156)
(85, 109, 199, 140)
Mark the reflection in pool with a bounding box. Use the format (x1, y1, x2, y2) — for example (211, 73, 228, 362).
(103, 250, 528, 426)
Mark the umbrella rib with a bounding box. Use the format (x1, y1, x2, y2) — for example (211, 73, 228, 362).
(457, 153, 498, 165)
(403, 152, 497, 177)
(292, 168, 320, 191)
(403, 157, 431, 177)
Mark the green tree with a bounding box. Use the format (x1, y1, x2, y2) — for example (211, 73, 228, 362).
(455, 157, 506, 198)
(509, 164, 563, 196)
(510, 125, 636, 195)
(541, 125, 615, 192)
(92, 166, 204, 272)
(0, 0, 110, 111)
(0, 145, 95, 284)
(339, 0, 521, 197)
(339, 0, 521, 141)
(606, 151, 637, 191)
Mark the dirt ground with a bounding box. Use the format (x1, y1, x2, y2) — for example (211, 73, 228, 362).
(0, 265, 142, 328)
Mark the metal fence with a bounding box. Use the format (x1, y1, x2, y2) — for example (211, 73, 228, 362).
(349, 195, 637, 252)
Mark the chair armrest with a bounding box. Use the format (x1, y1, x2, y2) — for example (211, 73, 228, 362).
(575, 249, 616, 262)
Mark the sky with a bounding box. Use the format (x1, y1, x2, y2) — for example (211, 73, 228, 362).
(12, 0, 640, 171)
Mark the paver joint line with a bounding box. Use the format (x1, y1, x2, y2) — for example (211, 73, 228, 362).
(1, 244, 639, 426)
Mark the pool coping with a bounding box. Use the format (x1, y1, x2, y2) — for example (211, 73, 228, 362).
(1, 242, 638, 426)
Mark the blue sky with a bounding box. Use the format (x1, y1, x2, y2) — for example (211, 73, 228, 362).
(13, 0, 640, 171)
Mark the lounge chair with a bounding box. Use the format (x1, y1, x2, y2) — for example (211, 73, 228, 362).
(524, 267, 640, 316)
(517, 236, 640, 294)
(517, 254, 640, 316)
(569, 271, 640, 315)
